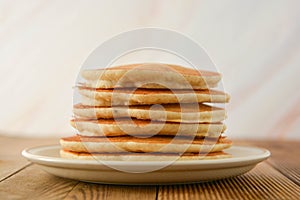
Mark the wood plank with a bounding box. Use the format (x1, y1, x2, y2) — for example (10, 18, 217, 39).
(157, 162, 300, 200)
(64, 182, 157, 200)
(0, 164, 78, 200)
(0, 159, 30, 182)
(238, 140, 300, 185)
(0, 136, 29, 181)
(0, 136, 59, 181)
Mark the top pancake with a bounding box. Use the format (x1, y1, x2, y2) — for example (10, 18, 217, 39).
(80, 63, 222, 89)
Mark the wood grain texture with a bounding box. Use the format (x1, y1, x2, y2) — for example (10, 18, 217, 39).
(64, 183, 156, 200)
(0, 136, 58, 181)
(157, 162, 300, 200)
(242, 140, 300, 186)
(0, 165, 78, 200)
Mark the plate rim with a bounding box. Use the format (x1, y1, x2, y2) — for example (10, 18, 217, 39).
(22, 144, 270, 170)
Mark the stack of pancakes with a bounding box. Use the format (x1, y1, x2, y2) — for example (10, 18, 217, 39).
(60, 63, 232, 161)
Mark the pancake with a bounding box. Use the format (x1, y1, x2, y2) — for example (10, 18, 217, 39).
(73, 103, 226, 123)
(80, 63, 222, 89)
(78, 87, 230, 106)
(71, 119, 226, 137)
(60, 150, 231, 161)
(60, 135, 232, 153)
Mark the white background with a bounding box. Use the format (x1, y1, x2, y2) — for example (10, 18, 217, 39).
(0, 0, 299, 139)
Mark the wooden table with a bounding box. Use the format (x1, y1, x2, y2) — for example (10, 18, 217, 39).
(0, 136, 299, 200)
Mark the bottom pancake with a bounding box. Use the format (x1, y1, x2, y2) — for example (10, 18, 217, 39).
(60, 135, 232, 153)
(60, 150, 231, 161)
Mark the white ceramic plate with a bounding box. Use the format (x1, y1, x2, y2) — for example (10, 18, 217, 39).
(22, 145, 270, 185)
